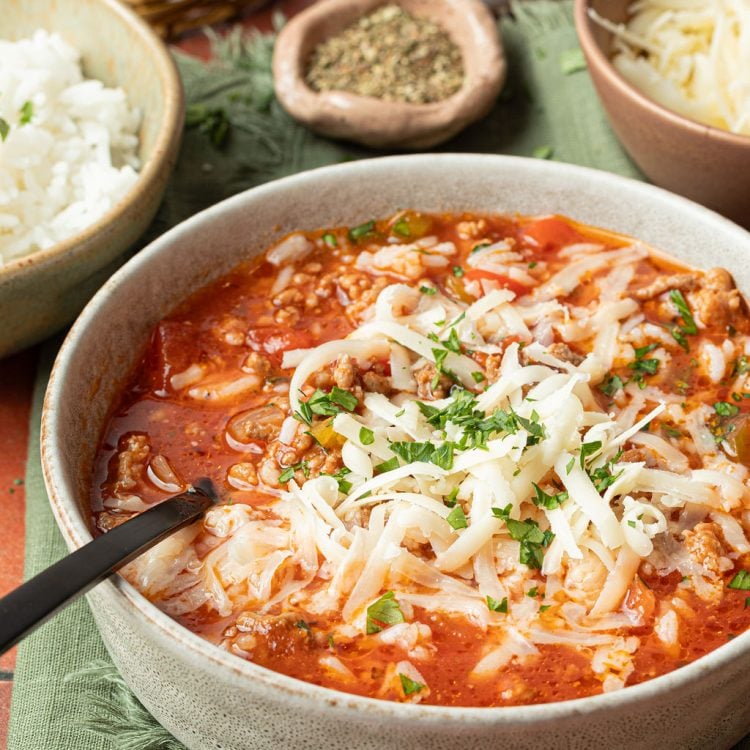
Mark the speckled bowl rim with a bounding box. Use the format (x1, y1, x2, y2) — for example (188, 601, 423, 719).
(574, 0, 750, 149)
(0, 0, 184, 281)
(42, 154, 750, 725)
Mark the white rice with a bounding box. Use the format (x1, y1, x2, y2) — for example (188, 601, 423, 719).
(0, 30, 141, 264)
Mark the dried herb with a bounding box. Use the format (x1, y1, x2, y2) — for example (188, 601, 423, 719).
(305, 4, 464, 104)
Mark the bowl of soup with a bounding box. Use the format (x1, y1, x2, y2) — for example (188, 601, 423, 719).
(43, 154, 750, 749)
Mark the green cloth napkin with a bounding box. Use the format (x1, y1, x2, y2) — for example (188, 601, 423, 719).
(8, 3, 646, 748)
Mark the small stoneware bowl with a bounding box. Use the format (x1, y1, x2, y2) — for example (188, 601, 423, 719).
(43, 154, 750, 750)
(273, 0, 505, 149)
(574, 0, 750, 228)
(0, 0, 184, 357)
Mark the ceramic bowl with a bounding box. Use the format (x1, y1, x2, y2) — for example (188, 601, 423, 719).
(0, 0, 183, 357)
(273, 0, 505, 148)
(574, 0, 750, 229)
(43, 154, 750, 750)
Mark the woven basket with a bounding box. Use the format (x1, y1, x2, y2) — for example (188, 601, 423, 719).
(123, 0, 272, 39)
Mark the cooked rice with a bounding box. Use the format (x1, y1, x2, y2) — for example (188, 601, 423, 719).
(0, 30, 141, 263)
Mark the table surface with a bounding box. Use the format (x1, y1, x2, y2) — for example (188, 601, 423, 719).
(0, 2, 312, 745)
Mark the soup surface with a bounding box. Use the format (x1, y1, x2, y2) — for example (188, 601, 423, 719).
(93, 211, 750, 706)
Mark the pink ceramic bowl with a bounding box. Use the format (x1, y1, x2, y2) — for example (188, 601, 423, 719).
(574, 0, 750, 228)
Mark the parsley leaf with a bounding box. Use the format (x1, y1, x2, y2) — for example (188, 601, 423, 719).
(728, 570, 750, 590)
(375, 457, 399, 474)
(600, 373, 624, 397)
(305, 387, 359, 417)
(420, 285, 437, 296)
(399, 673, 425, 695)
(322, 232, 337, 247)
(491, 505, 554, 569)
(366, 591, 404, 634)
(579, 440, 603, 468)
(486, 595, 508, 613)
(669, 289, 697, 334)
(279, 461, 309, 483)
(0, 117, 9, 142)
(349, 220, 375, 241)
(715, 401, 740, 418)
(359, 426, 375, 445)
(531, 482, 568, 509)
(452, 266, 465, 278)
(393, 217, 411, 237)
(19, 100, 33, 125)
(446, 504, 467, 530)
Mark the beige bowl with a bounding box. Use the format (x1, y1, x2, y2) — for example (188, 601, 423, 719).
(0, 0, 184, 357)
(43, 154, 750, 750)
(273, 0, 506, 149)
(574, 0, 750, 228)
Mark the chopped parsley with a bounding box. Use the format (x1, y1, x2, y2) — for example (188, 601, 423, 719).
(527, 586, 538, 598)
(359, 426, 375, 445)
(392, 217, 411, 237)
(452, 266, 465, 278)
(389, 440, 453, 469)
(728, 570, 750, 590)
(579, 440, 603, 468)
(295, 387, 359, 423)
(486, 595, 508, 613)
(0, 118, 9, 142)
(321, 232, 337, 247)
(399, 673, 425, 695)
(445, 487, 459, 507)
(471, 371, 485, 383)
(348, 219, 376, 241)
(366, 591, 404, 634)
(733, 355, 750, 376)
(715, 401, 740, 418)
(492, 504, 554, 569)
(588, 449, 624, 492)
(471, 242, 490, 254)
(628, 343, 660, 387)
(446, 504, 467, 530)
(323, 466, 352, 493)
(669, 289, 697, 352)
(531, 482, 568, 509)
(294, 620, 311, 632)
(279, 460, 309, 483)
(600, 373, 625, 397)
(19, 100, 33, 125)
(374, 456, 399, 474)
(420, 285, 437, 296)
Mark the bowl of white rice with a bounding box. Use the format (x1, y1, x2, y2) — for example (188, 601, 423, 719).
(0, 0, 183, 356)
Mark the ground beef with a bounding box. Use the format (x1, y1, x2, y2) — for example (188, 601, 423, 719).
(631, 273, 696, 301)
(547, 342, 585, 366)
(415, 363, 452, 399)
(691, 268, 744, 330)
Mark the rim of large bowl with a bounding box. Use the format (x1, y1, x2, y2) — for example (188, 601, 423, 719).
(0, 0, 184, 280)
(573, 0, 750, 149)
(42, 153, 750, 723)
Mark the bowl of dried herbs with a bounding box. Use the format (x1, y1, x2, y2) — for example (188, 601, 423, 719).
(272, 0, 505, 148)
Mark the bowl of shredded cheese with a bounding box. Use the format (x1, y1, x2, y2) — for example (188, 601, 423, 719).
(574, 0, 750, 228)
(0, 0, 183, 356)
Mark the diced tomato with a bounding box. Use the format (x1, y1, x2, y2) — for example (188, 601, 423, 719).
(520, 216, 585, 251)
(463, 269, 529, 297)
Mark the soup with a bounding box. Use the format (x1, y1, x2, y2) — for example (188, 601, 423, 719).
(92, 211, 750, 706)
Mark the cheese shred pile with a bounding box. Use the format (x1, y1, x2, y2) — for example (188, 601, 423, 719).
(591, 1, 750, 136)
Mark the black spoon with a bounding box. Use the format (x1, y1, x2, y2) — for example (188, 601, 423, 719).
(0, 477, 217, 656)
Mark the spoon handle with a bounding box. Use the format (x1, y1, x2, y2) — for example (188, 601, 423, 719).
(0, 478, 216, 656)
